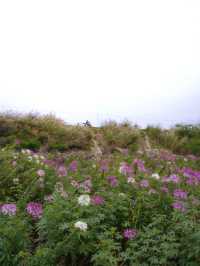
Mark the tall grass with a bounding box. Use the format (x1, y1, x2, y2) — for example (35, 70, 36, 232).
(0, 112, 199, 155)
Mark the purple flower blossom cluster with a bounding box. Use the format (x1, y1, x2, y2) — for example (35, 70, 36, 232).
(164, 174, 180, 184)
(133, 159, 147, 173)
(57, 165, 67, 177)
(119, 162, 133, 175)
(26, 202, 43, 219)
(0, 203, 17, 216)
(123, 228, 137, 240)
(91, 195, 105, 205)
(68, 160, 78, 172)
(182, 167, 200, 186)
(107, 176, 118, 187)
(172, 201, 186, 212)
(173, 189, 187, 200)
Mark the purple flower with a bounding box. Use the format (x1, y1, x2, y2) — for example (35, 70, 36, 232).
(26, 202, 43, 218)
(173, 189, 187, 200)
(91, 195, 105, 205)
(119, 162, 133, 175)
(1, 204, 17, 216)
(140, 179, 149, 188)
(133, 159, 147, 173)
(100, 160, 109, 173)
(172, 201, 186, 212)
(161, 186, 169, 193)
(107, 176, 118, 187)
(166, 174, 180, 184)
(186, 177, 199, 186)
(123, 228, 137, 240)
(68, 160, 78, 172)
(57, 165, 67, 177)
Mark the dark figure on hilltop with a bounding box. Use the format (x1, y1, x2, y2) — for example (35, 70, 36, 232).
(83, 120, 92, 127)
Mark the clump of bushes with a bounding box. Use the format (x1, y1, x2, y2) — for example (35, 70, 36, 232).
(99, 120, 139, 153)
(174, 124, 200, 155)
(0, 113, 93, 152)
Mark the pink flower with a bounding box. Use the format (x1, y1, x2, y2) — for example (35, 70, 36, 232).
(26, 202, 43, 218)
(12, 160, 17, 167)
(57, 165, 67, 177)
(91, 195, 105, 205)
(1, 204, 17, 216)
(37, 169, 45, 177)
(123, 228, 137, 240)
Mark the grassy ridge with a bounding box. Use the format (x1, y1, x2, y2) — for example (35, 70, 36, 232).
(0, 112, 200, 155)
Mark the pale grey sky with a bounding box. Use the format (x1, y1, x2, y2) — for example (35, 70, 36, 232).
(0, 0, 200, 127)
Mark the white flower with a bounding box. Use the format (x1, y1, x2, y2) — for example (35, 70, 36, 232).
(28, 156, 33, 161)
(151, 173, 160, 180)
(40, 155, 45, 160)
(13, 178, 19, 184)
(119, 162, 126, 174)
(78, 194, 90, 206)
(74, 221, 88, 231)
(127, 177, 136, 184)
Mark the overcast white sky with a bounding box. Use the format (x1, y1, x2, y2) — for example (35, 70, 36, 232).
(0, 0, 200, 127)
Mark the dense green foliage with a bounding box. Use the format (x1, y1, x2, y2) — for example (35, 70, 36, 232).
(0, 145, 200, 265)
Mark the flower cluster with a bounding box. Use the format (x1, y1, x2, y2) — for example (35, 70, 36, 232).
(26, 202, 43, 218)
(0, 204, 17, 216)
(107, 176, 118, 187)
(78, 195, 91, 206)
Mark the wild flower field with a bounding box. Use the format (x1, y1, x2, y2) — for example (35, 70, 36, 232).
(0, 145, 200, 266)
